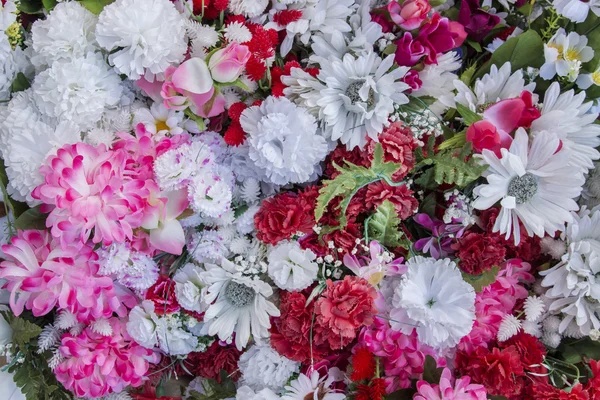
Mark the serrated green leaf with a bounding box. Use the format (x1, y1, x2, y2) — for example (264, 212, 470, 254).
(367, 200, 407, 249)
(422, 355, 444, 383)
(456, 103, 482, 126)
(462, 265, 500, 292)
(10, 317, 42, 348)
(14, 206, 47, 230)
(79, 0, 114, 14)
(10, 73, 31, 94)
(418, 148, 486, 188)
(438, 131, 467, 151)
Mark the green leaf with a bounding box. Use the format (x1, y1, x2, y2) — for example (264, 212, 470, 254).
(10, 317, 42, 348)
(462, 265, 500, 292)
(385, 388, 418, 399)
(14, 206, 47, 230)
(382, 43, 397, 56)
(460, 63, 478, 87)
(17, 0, 43, 14)
(10, 73, 31, 94)
(422, 355, 444, 383)
(78, 0, 115, 14)
(456, 103, 482, 126)
(42, 0, 57, 10)
(416, 146, 487, 188)
(467, 39, 482, 52)
(315, 143, 403, 229)
(473, 30, 544, 80)
(367, 200, 407, 249)
(559, 338, 600, 363)
(438, 131, 467, 151)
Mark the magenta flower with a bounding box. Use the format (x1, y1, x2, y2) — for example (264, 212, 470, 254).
(458, 0, 500, 42)
(414, 368, 487, 399)
(394, 32, 427, 67)
(0, 230, 136, 321)
(343, 241, 406, 285)
(413, 214, 465, 259)
(55, 318, 160, 398)
(417, 13, 466, 64)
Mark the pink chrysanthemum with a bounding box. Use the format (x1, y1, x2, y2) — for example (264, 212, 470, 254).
(414, 368, 487, 400)
(0, 230, 136, 321)
(55, 317, 160, 398)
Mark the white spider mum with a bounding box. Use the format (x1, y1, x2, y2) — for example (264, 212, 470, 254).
(238, 343, 300, 392)
(32, 53, 123, 130)
(240, 96, 329, 185)
(472, 128, 584, 245)
(174, 263, 209, 313)
(96, 0, 187, 80)
(389, 256, 476, 349)
(200, 260, 280, 350)
(267, 241, 319, 291)
(317, 52, 410, 149)
(30, 1, 99, 69)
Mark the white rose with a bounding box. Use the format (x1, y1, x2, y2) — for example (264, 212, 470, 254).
(267, 241, 318, 291)
(126, 300, 159, 348)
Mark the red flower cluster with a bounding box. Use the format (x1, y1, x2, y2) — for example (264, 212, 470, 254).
(223, 102, 248, 146)
(145, 275, 180, 315)
(192, 0, 228, 19)
(244, 23, 279, 81)
(452, 231, 506, 275)
(350, 347, 376, 382)
(186, 341, 242, 382)
(354, 378, 387, 400)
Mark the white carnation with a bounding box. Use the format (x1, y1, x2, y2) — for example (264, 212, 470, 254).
(0, 40, 16, 101)
(174, 263, 208, 313)
(239, 343, 300, 392)
(126, 300, 160, 349)
(189, 170, 233, 218)
(96, 0, 187, 80)
(188, 230, 231, 264)
(268, 241, 319, 291)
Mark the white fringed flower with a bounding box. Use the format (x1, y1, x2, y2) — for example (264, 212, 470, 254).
(90, 318, 113, 337)
(96, 0, 187, 80)
(85, 128, 116, 148)
(540, 237, 567, 260)
(238, 343, 300, 392)
(97, 243, 159, 291)
(236, 204, 259, 235)
(524, 296, 546, 322)
(37, 324, 61, 353)
(32, 53, 122, 130)
(472, 128, 584, 245)
(174, 263, 209, 313)
(240, 96, 329, 185)
(188, 230, 231, 264)
(185, 20, 220, 49)
(497, 314, 522, 341)
(126, 300, 160, 349)
(412, 51, 462, 115)
(0, 40, 17, 101)
(133, 102, 186, 139)
(189, 169, 234, 218)
(154, 144, 213, 191)
(156, 316, 198, 355)
(224, 21, 252, 43)
(229, 0, 270, 17)
(267, 241, 319, 291)
(30, 1, 98, 69)
(281, 370, 345, 400)
(236, 386, 280, 400)
(542, 331, 562, 348)
(55, 311, 78, 330)
(389, 256, 476, 349)
(200, 260, 280, 350)
(317, 52, 410, 149)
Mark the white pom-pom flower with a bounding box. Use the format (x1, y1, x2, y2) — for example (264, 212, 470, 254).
(267, 241, 319, 291)
(238, 343, 300, 392)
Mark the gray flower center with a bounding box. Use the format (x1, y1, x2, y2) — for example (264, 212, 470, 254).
(507, 173, 538, 204)
(225, 281, 256, 308)
(345, 79, 375, 109)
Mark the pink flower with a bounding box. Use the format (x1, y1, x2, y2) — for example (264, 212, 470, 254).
(417, 13, 466, 64)
(343, 241, 406, 285)
(394, 32, 427, 67)
(466, 120, 511, 158)
(208, 42, 251, 83)
(141, 189, 189, 255)
(161, 58, 226, 118)
(388, 0, 431, 30)
(55, 318, 160, 398)
(414, 368, 487, 400)
(0, 230, 136, 321)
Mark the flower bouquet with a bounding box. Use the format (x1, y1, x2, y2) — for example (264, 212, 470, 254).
(1, 0, 600, 398)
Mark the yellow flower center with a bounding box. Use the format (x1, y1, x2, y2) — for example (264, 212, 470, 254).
(155, 120, 169, 132)
(565, 47, 582, 62)
(592, 70, 600, 86)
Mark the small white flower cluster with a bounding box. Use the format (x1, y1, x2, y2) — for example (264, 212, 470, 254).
(443, 190, 476, 226)
(238, 343, 300, 392)
(393, 105, 445, 143)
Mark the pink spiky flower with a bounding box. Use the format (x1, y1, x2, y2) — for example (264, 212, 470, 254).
(414, 368, 487, 400)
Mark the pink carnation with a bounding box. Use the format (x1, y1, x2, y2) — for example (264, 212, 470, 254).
(414, 368, 487, 400)
(0, 230, 136, 321)
(55, 318, 160, 398)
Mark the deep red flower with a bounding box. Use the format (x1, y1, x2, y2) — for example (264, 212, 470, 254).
(453, 231, 506, 275)
(322, 221, 363, 255)
(531, 382, 590, 400)
(458, 0, 500, 42)
(254, 192, 315, 245)
(518, 90, 541, 129)
(351, 347, 376, 382)
(224, 120, 246, 146)
(365, 182, 418, 219)
(185, 341, 242, 382)
(245, 55, 267, 81)
(145, 275, 180, 315)
(324, 145, 370, 179)
(273, 9, 303, 26)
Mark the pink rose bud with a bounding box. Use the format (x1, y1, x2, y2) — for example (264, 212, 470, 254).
(388, 0, 431, 30)
(208, 43, 251, 83)
(466, 119, 512, 157)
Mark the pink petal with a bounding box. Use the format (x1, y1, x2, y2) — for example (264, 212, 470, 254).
(164, 189, 189, 220)
(483, 98, 526, 135)
(172, 58, 213, 95)
(149, 219, 185, 255)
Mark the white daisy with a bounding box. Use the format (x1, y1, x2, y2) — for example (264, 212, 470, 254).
(281, 66, 325, 118)
(238, 343, 300, 392)
(540, 29, 593, 82)
(530, 82, 600, 171)
(317, 52, 410, 149)
(95, 0, 187, 80)
(472, 128, 584, 245)
(240, 96, 329, 185)
(133, 102, 186, 139)
(412, 51, 462, 115)
(236, 386, 280, 400)
(281, 370, 345, 400)
(200, 260, 280, 350)
(267, 241, 319, 291)
(554, 0, 600, 23)
(549, 295, 600, 335)
(389, 256, 476, 349)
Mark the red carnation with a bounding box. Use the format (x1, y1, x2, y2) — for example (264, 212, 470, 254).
(531, 383, 590, 400)
(254, 192, 315, 245)
(351, 347, 376, 382)
(453, 231, 506, 275)
(145, 275, 180, 315)
(366, 121, 418, 181)
(324, 145, 370, 179)
(185, 341, 242, 382)
(365, 182, 418, 219)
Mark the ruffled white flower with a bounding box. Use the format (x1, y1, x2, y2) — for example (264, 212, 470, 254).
(281, 66, 325, 118)
(412, 51, 462, 115)
(224, 21, 252, 43)
(189, 169, 234, 218)
(239, 343, 300, 392)
(524, 296, 546, 322)
(133, 102, 186, 139)
(200, 260, 280, 350)
(188, 230, 232, 264)
(32, 53, 122, 130)
(497, 314, 522, 341)
(184, 19, 220, 49)
(530, 82, 600, 171)
(236, 386, 280, 400)
(30, 1, 98, 69)
(96, 0, 187, 80)
(236, 204, 259, 235)
(229, 0, 270, 17)
(0, 40, 16, 101)
(267, 241, 318, 291)
(126, 300, 160, 349)
(472, 128, 584, 245)
(154, 143, 214, 191)
(0, 0, 17, 32)
(540, 29, 593, 82)
(281, 370, 345, 400)
(156, 315, 198, 355)
(554, 0, 600, 23)
(97, 243, 159, 291)
(240, 96, 329, 185)
(390, 256, 476, 349)
(453, 62, 536, 112)
(174, 263, 208, 313)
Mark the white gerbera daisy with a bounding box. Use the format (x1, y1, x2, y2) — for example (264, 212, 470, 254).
(32, 53, 123, 130)
(472, 128, 584, 245)
(281, 370, 345, 400)
(281, 66, 325, 118)
(236, 386, 280, 400)
(549, 295, 600, 335)
(200, 260, 280, 350)
(174, 263, 208, 313)
(389, 256, 476, 349)
(540, 29, 593, 81)
(412, 51, 462, 115)
(238, 343, 300, 392)
(554, 0, 600, 23)
(133, 103, 186, 139)
(453, 62, 536, 112)
(267, 241, 319, 291)
(30, 1, 98, 69)
(530, 82, 600, 171)
(95, 0, 187, 80)
(240, 96, 329, 185)
(317, 52, 410, 149)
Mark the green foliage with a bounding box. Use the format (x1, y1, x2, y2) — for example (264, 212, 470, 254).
(41, 0, 57, 10)
(455, 104, 481, 126)
(10, 73, 31, 94)
(366, 200, 408, 249)
(78, 0, 115, 14)
(10, 317, 42, 348)
(438, 131, 466, 151)
(415, 144, 487, 189)
(462, 265, 500, 292)
(315, 143, 403, 229)
(559, 338, 600, 364)
(14, 206, 47, 230)
(541, 7, 566, 41)
(459, 63, 478, 86)
(473, 30, 544, 80)
(17, 0, 43, 14)
(422, 355, 444, 383)
(189, 372, 237, 400)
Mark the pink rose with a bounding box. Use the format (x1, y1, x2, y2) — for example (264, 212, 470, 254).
(466, 120, 511, 157)
(388, 0, 431, 30)
(394, 32, 427, 67)
(417, 13, 467, 64)
(208, 43, 251, 83)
